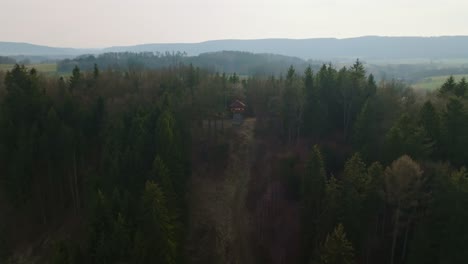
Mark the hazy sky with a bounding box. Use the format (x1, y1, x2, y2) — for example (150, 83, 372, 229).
(1, 0, 467, 48)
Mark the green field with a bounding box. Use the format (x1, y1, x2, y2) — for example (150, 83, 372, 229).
(412, 74, 468, 91)
(0, 63, 57, 74)
(367, 58, 468, 66)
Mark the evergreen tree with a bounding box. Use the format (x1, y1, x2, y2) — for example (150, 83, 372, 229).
(151, 155, 177, 216)
(441, 98, 468, 165)
(303, 66, 321, 137)
(455, 77, 467, 97)
(341, 153, 369, 247)
(93, 63, 100, 79)
(320, 224, 355, 264)
(352, 99, 372, 157)
(384, 114, 432, 162)
(302, 145, 327, 260)
(69, 65, 82, 91)
(281, 65, 304, 144)
(88, 190, 112, 263)
(364, 74, 377, 98)
(323, 176, 342, 226)
(439, 75, 456, 96)
(419, 101, 440, 157)
(134, 181, 176, 264)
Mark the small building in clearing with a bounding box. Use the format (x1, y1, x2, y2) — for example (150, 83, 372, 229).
(230, 100, 246, 125)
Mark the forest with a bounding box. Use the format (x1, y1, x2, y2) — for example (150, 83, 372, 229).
(1, 59, 468, 264)
(56, 51, 316, 77)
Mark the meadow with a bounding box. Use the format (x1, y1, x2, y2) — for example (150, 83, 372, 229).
(0, 63, 57, 74)
(412, 74, 468, 90)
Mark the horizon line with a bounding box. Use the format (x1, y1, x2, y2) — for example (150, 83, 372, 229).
(2, 35, 468, 50)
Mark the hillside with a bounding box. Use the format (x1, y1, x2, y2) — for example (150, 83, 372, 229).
(104, 36, 468, 60)
(3, 36, 468, 60)
(0, 42, 94, 56)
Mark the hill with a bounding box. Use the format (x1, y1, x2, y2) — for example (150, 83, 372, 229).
(0, 42, 95, 57)
(104, 36, 468, 60)
(3, 36, 468, 60)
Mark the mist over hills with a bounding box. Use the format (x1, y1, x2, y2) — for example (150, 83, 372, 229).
(2, 36, 468, 60)
(0, 42, 95, 57)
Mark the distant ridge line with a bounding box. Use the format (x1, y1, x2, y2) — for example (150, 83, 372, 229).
(2, 36, 468, 60)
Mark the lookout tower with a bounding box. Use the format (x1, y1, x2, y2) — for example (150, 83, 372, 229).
(230, 99, 246, 125)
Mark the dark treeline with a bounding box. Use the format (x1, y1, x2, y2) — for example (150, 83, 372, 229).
(0, 56, 16, 64)
(57, 51, 321, 76)
(1, 60, 468, 264)
(56, 51, 468, 85)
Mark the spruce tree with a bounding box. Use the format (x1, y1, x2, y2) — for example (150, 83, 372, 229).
(134, 181, 176, 264)
(320, 224, 355, 264)
(439, 75, 456, 96)
(302, 145, 327, 262)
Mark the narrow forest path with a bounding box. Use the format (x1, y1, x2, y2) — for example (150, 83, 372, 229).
(187, 118, 256, 264)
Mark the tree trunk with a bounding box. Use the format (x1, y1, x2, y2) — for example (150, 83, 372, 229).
(209, 119, 212, 137)
(382, 202, 387, 239)
(69, 170, 76, 213)
(390, 201, 401, 264)
(401, 216, 412, 261)
(191, 86, 194, 108)
(296, 119, 301, 146)
(74, 149, 80, 210)
(59, 170, 64, 209)
(221, 116, 224, 133)
(41, 192, 47, 225)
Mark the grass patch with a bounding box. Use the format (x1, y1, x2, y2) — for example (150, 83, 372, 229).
(412, 74, 468, 91)
(368, 58, 468, 66)
(0, 63, 57, 74)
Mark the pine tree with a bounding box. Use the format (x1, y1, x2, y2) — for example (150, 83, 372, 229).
(302, 145, 327, 204)
(352, 99, 372, 157)
(365, 74, 377, 98)
(419, 101, 439, 142)
(419, 101, 440, 157)
(69, 65, 82, 91)
(134, 181, 176, 264)
(455, 77, 467, 97)
(151, 155, 177, 216)
(441, 98, 468, 165)
(385, 114, 432, 162)
(341, 153, 369, 246)
(156, 110, 176, 159)
(282, 65, 303, 144)
(302, 145, 327, 259)
(303, 66, 320, 137)
(89, 190, 112, 263)
(320, 224, 355, 264)
(93, 63, 100, 79)
(439, 75, 456, 96)
(110, 213, 131, 261)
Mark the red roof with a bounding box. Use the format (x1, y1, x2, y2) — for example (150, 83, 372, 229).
(230, 100, 246, 108)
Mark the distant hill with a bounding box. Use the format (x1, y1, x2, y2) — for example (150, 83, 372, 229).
(104, 36, 468, 60)
(2, 36, 468, 60)
(0, 42, 95, 57)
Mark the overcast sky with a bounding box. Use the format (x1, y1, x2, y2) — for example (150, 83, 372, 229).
(1, 0, 467, 48)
